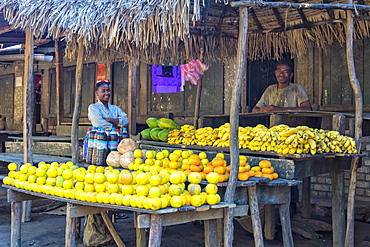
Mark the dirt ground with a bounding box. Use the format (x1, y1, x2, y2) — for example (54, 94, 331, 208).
(1, 182, 370, 247)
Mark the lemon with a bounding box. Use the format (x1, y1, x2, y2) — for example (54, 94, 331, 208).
(95, 183, 106, 193)
(35, 167, 47, 177)
(206, 194, 219, 205)
(198, 152, 207, 160)
(94, 173, 106, 184)
(62, 169, 73, 180)
(205, 184, 218, 194)
(136, 185, 150, 196)
(168, 184, 183, 196)
(134, 149, 143, 158)
(107, 183, 120, 193)
(149, 197, 162, 210)
(8, 163, 17, 171)
(122, 195, 132, 206)
(170, 196, 183, 208)
(169, 171, 182, 184)
(191, 195, 203, 207)
(114, 194, 124, 205)
(148, 186, 162, 198)
(84, 183, 95, 192)
(206, 172, 220, 184)
(188, 183, 201, 195)
(136, 173, 150, 185)
(188, 172, 202, 184)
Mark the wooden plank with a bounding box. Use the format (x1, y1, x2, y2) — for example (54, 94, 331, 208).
(6, 142, 72, 156)
(0, 153, 73, 165)
(232, 205, 249, 217)
(101, 211, 126, 247)
(55, 40, 64, 125)
(68, 205, 112, 218)
(23, 26, 34, 224)
(65, 203, 76, 247)
(148, 214, 163, 247)
(332, 171, 345, 247)
(301, 177, 311, 219)
(11, 201, 21, 247)
(264, 205, 275, 240)
(363, 39, 370, 105)
(257, 185, 290, 205)
(137, 207, 225, 229)
(71, 42, 84, 164)
(279, 199, 294, 247)
(134, 212, 147, 247)
(231, 1, 370, 10)
(247, 185, 264, 247)
(7, 189, 39, 202)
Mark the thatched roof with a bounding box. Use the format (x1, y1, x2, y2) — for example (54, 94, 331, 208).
(1, 0, 370, 64)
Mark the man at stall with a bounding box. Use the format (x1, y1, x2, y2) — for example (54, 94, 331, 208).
(252, 58, 312, 113)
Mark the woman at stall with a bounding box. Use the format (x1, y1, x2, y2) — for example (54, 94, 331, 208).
(88, 80, 128, 128)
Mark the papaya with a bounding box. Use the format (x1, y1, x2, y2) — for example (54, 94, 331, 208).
(140, 128, 152, 140)
(146, 117, 158, 129)
(158, 129, 171, 142)
(157, 118, 179, 130)
(150, 127, 162, 141)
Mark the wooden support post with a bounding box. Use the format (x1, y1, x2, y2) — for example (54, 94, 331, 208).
(22, 26, 34, 223)
(279, 199, 294, 247)
(65, 203, 76, 247)
(75, 217, 81, 239)
(128, 61, 138, 135)
(247, 185, 264, 247)
(11, 201, 21, 247)
(193, 79, 202, 129)
(71, 42, 84, 164)
(204, 219, 220, 247)
(224, 6, 249, 247)
(301, 177, 311, 218)
(134, 212, 147, 247)
(55, 40, 64, 125)
(101, 212, 126, 247)
(264, 205, 275, 240)
(148, 214, 163, 247)
(344, 2, 363, 246)
(318, 48, 323, 106)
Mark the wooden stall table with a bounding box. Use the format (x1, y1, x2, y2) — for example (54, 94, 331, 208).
(138, 140, 365, 246)
(0, 130, 22, 152)
(3, 184, 247, 247)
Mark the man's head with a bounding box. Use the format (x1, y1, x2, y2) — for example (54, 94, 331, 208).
(275, 58, 294, 85)
(95, 80, 111, 103)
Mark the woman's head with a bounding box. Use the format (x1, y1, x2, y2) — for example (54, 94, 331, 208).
(95, 80, 111, 103)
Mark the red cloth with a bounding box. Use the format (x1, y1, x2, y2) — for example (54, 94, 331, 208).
(180, 59, 209, 91)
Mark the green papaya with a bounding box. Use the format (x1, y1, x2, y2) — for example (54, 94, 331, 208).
(157, 118, 179, 130)
(140, 128, 152, 140)
(158, 129, 171, 142)
(150, 127, 162, 141)
(146, 117, 158, 129)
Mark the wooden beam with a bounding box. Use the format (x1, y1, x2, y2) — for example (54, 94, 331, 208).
(0, 25, 15, 35)
(101, 212, 126, 247)
(65, 203, 76, 247)
(71, 42, 84, 164)
(323, 0, 336, 20)
(223, 6, 249, 247)
(54, 40, 64, 125)
(22, 26, 34, 223)
(293, 0, 310, 24)
(231, 1, 370, 11)
(128, 60, 138, 135)
(272, 8, 285, 28)
(11, 201, 22, 247)
(249, 8, 264, 30)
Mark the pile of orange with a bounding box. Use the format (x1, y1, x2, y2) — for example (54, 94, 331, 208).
(253, 160, 279, 180)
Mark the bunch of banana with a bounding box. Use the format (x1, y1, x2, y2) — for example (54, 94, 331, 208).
(323, 130, 357, 154)
(180, 125, 197, 145)
(195, 127, 219, 146)
(167, 129, 183, 144)
(269, 124, 290, 133)
(213, 123, 231, 147)
(239, 126, 254, 149)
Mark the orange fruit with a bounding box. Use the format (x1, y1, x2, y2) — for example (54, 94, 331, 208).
(251, 166, 261, 172)
(248, 170, 255, 177)
(188, 154, 201, 166)
(181, 164, 190, 170)
(214, 166, 226, 175)
(254, 171, 262, 177)
(262, 167, 274, 174)
(203, 166, 214, 174)
(190, 164, 202, 172)
(199, 172, 207, 180)
(218, 174, 227, 183)
(238, 172, 249, 181)
(183, 170, 191, 177)
(226, 165, 231, 173)
(211, 158, 224, 167)
(272, 173, 279, 179)
(262, 174, 274, 180)
(259, 160, 272, 168)
(120, 172, 134, 185)
(169, 161, 179, 169)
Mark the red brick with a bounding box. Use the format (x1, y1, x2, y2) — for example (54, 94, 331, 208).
(356, 181, 370, 189)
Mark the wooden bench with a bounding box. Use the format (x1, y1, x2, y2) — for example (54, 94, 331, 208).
(0, 153, 74, 166)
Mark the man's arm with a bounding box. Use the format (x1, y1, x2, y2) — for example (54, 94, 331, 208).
(253, 100, 312, 112)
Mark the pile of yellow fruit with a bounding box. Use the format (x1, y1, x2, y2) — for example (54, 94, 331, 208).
(167, 123, 357, 155)
(2, 158, 223, 210)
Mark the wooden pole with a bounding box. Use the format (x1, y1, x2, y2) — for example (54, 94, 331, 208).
(71, 41, 84, 164)
(65, 203, 76, 247)
(231, 1, 370, 11)
(101, 212, 126, 247)
(148, 214, 163, 247)
(247, 185, 264, 247)
(344, 3, 363, 246)
(22, 26, 34, 223)
(55, 40, 64, 125)
(223, 6, 249, 247)
(128, 60, 137, 135)
(11, 201, 21, 247)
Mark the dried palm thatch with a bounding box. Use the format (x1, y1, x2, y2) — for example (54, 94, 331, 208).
(1, 0, 370, 63)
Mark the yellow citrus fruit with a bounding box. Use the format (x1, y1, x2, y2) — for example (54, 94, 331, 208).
(94, 172, 106, 184)
(46, 168, 58, 178)
(134, 149, 143, 158)
(107, 183, 119, 193)
(19, 165, 29, 174)
(181, 151, 190, 159)
(143, 198, 151, 209)
(148, 186, 162, 198)
(170, 196, 183, 208)
(145, 151, 156, 159)
(135, 196, 146, 208)
(216, 153, 225, 159)
(136, 185, 150, 196)
(156, 152, 164, 160)
(206, 172, 220, 184)
(35, 167, 47, 177)
(95, 183, 106, 193)
(75, 171, 85, 182)
(74, 181, 85, 191)
(106, 172, 118, 183)
(149, 174, 163, 186)
(114, 194, 124, 206)
(109, 193, 118, 204)
(36, 176, 46, 185)
(198, 152, 207, 160)
(206, 194, 219, 205)
(56, 167, 65, 176)
(19, 174, 28, 182)
(149, 197, 162, 210)
(55, 176, 65, 187)
(45, 177, 56, 186)
(121, 185, 134, 195)
(84, 173, 95, 184)
(130, 195, 139, 207)
(8, 163, 17, 171)
(122, 195, 132, 206)
(191, 195, 203, 207)
(27, 166, 37, 175)
(162, 150, 169, 158)
(187, 183, 201, 195)
(95, 166, 105, 173)
(88, 165, 96, 172)
(168, 184, 183, 196)
(62, 169, 73, 180)
(169, 153, 179, 162)
(101, 193, 110, 204)
(84, 183, 95, 192)
(188, 172, 202, 184)
(136, 173, 150, 185)
(120, 172, 134, 185)
(205, 184, 218, 194)
(160, 197, 169, 208)
(63, 179, 73, 189)
(169, 171, 182, 184)
(13, 171, 21, 179)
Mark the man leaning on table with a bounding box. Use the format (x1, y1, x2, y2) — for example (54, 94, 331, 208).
(252, 58, 312, 113)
